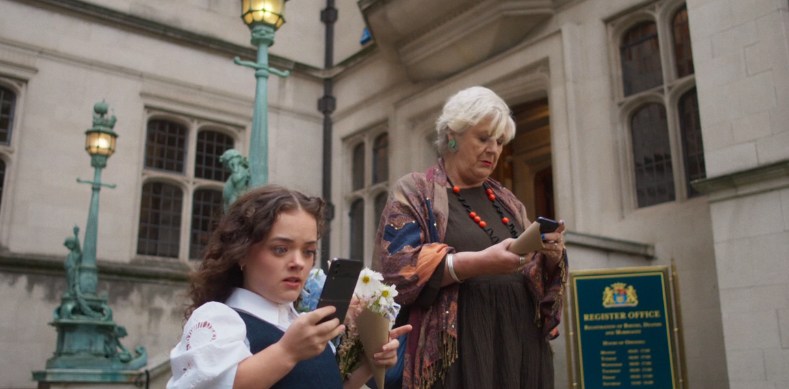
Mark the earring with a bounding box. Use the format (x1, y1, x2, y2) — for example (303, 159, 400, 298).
(239, 263, 245, 271)
(448, 138, 458, 152)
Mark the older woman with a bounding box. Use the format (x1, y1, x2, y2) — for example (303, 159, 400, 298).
(376, 86, 568, 389)
(168, 185, 410, 389)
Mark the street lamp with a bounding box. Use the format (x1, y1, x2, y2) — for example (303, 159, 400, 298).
(33, 102, 146, 384)
(233, 0, 290, 189)
(79, 101, 118, 295)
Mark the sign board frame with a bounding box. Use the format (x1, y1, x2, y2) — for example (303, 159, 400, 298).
(566, 266, 686, 389)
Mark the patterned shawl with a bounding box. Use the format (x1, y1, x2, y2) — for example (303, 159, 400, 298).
(375, 161, 568, 389)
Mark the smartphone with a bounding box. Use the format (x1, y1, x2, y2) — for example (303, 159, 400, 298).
(316, 258, 363, 324)
(536, 216, 560, 233)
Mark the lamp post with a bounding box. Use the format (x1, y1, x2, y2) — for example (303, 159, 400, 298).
(233, 0, 290, 189)
(78, 101, 118, 295)
(33, 102, 146, 385)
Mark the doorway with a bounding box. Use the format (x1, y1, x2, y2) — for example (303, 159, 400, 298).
(492, 97, 554, 221)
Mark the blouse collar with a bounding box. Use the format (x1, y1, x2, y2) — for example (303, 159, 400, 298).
(225, 287, 298, 331)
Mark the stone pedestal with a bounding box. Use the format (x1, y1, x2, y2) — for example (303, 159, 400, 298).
(32, 294, 147, 386)
(34, 370, 142, 388)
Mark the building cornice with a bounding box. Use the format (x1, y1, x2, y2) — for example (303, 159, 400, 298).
(0, 250, 189, 283)
(691, 160, 789, 201)
(19, 0, 328, 78)
(566, 232, 655, 259)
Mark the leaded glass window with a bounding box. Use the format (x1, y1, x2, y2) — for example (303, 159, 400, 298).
(678, 88, 705, 197)
(673, 6, 694, 78)
(352, 143, 365, 191)
(349, 199, 364, 260)
(0, 86, 15, 145)
(189, 188, 223, 259)
(632, 103, 675, 207)
(621, 22, 663, 96)
(374, 192, 387, 237)
(372, 133, 388, 184)
(0, 159, 5, 207)
(615, 2, 702, 207)
(137, 182, 183, 257)
(145, 119, 187, 173)
(195, 130, 234, 181)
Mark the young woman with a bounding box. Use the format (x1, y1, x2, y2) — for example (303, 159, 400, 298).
(168, 185, 410, 389)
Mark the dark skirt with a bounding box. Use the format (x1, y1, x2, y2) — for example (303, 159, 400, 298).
(434, 273, 554, 389)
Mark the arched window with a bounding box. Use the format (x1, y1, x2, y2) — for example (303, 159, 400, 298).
(0, 159, 5, 207)
(137, 182, 183, 258)
(631, 103, 675, 207)
(620, 22, 663, 96)
(0, 85, 15, 145)
(349, 199, 364, 260)
(344, 130, 389, 265)
(614, 2, 700, 208)
(195, 130, 234, 181)
(144, 119, 187, 173)
(138, 112, 238, 260)
(372, 133, 389, 184)
(189, 188, 223, 259)
(672, 6, 694, 78)
(678, 88, 705, 196)
(352, 143, 365, 191)
(373, 192, 388, 236)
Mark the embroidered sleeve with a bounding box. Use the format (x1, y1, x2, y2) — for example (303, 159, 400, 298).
(167, 302, 252, 389)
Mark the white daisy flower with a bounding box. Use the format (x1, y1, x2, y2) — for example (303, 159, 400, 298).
(355, 268, 383, 300)
(376, 283, 399, 308)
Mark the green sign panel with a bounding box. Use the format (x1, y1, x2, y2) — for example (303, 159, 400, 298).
(571, 267, 680, 389)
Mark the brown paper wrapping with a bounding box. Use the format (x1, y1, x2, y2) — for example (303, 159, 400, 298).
(356, 307, 390, 389)
(508, 221, 544, 255)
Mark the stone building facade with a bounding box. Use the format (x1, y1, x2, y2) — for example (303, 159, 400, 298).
(0, 0, 786, 388)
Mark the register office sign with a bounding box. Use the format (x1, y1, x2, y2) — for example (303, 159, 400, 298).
(569, 266, 683, 389)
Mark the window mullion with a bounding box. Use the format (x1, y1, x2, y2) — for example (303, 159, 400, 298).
(184, 121, 198, 181)
(656, 4, 676, 84)
(179, 185, 194, 262)
(664, 93, 685, 201)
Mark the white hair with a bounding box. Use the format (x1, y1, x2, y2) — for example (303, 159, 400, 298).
(434, 86, 516, 155)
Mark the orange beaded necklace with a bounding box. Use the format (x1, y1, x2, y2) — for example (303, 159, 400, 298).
(448, 180, 518, 244)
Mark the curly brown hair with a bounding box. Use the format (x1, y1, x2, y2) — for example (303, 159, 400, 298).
(185, 185, 325, 319)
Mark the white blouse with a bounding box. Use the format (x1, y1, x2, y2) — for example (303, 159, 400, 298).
(166, 288, 300, 389)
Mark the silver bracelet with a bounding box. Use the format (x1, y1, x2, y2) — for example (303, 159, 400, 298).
(447, 253, 462, 283)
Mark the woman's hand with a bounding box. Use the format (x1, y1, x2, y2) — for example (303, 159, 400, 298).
(443, 239, 523, 285)
(276, 306, 345, 364)
(539, 220, 566, 268)
(369, 324, 413, 368)
(344, 324, 413, 389)
(480, 237, 525, 274)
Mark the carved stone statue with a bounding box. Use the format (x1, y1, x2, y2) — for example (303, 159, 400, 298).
(63, 226, 81, 298)
(59, 226, 104, 319)
(220, 149, 250, 211)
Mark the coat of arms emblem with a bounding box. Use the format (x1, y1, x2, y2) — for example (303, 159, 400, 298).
(602, 282, 638, 308)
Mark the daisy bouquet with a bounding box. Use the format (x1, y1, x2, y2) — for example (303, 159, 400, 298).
(297, 266, 400, 387)
(352, 269, 400, 388)
(354, 268, 401, 323)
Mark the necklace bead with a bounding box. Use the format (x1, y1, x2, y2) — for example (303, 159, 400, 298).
(447, 178, 518, 243)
